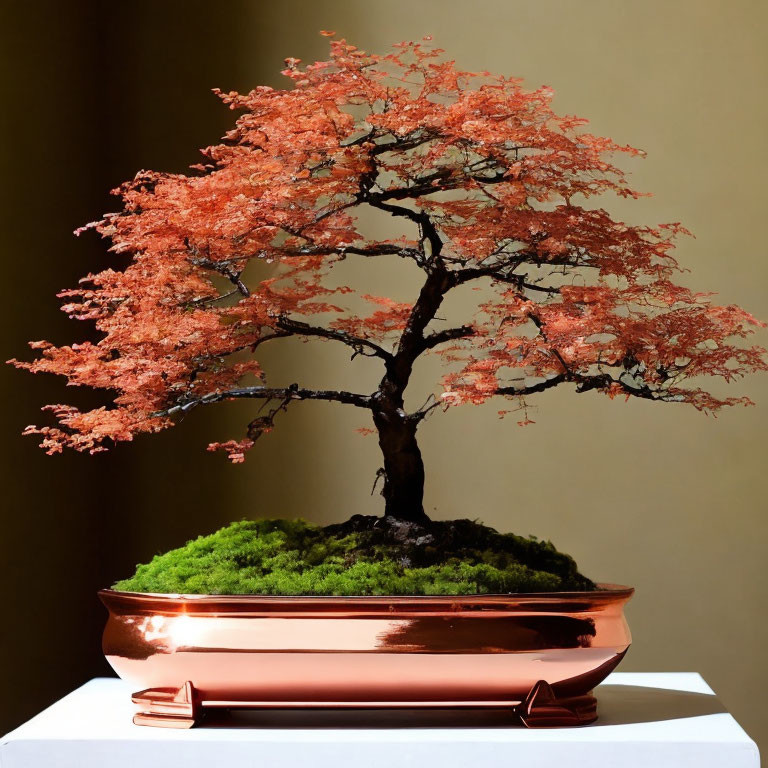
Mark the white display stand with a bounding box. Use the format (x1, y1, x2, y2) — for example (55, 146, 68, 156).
(0, 673, 759, 768)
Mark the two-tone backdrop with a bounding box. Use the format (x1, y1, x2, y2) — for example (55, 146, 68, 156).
(2, 0, 766, 750)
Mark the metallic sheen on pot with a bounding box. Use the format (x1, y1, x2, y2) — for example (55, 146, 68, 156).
(99, 585, 633, 728)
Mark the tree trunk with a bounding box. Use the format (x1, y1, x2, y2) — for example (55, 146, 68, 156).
(372, 408, 429, 524)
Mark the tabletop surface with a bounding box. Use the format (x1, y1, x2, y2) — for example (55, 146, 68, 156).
(0, 672, 760, 768)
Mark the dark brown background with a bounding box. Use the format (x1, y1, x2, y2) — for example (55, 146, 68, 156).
(2, 0, 766, 752)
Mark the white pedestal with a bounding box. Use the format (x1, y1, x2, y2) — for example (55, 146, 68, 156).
(0, 673, 759, 768)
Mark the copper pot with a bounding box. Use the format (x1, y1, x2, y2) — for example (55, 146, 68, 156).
(99, 584, 633, 728)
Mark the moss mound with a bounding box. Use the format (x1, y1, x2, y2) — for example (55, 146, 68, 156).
(113, 517, 595, 596)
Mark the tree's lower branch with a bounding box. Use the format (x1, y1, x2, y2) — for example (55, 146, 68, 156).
(496, 374, 568, 397)
(575, 372, 675, 402)
(157, 385, 373, 417)
(495, 370, 675, 403)
(495, 310, 673, 402)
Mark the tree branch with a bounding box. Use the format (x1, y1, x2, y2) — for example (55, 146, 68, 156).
(493, 310, 675, 404)
(364, 195, 443, 260)
(408, 397, 444, 423)
(496, 374, 568, 397)
(369, 130, 438, 156)
(185, 240, 250, 297)
(489, 272, 562, 294)
(279, 243, 423, 263)
(527, 312, 573, 375)
(454, 255, 593, 287)
(274, 316, 393, 361)
(420, 325, 476, 351)
(157, 384, 373, 417)
(371, 168, 511, 203)
(249, 330, 292, 350)
(494, 370, 678, 403)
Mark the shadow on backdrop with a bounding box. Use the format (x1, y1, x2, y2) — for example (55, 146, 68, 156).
(0, 0, 283, 734)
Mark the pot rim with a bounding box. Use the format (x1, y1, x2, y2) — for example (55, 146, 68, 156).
(99, 582, 633, 604)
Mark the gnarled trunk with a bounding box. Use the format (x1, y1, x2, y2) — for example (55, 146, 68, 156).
(372, 407, 428, 524)
(368, 266, 453, 525)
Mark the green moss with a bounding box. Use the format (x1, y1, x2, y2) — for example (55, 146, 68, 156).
(113, 518, 595, 596)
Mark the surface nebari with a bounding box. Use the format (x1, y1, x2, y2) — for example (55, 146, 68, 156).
(99, 586, 633, 727)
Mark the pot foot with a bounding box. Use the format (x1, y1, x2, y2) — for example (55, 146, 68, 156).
(514, 680, 597, 727)
(132, 681, 199, 728)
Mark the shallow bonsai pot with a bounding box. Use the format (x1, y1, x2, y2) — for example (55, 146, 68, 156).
(99, 584, 633, 728)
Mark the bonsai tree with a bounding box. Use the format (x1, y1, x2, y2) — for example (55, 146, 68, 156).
(10, 37, 766, 593)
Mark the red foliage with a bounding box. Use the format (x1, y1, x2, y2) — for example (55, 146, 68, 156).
(10, 35, 767, 464)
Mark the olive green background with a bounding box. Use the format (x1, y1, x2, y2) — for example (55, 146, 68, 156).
(1, 0, 766, 751)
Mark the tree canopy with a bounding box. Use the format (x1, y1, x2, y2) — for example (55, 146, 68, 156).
(11, 35, 766, 519)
